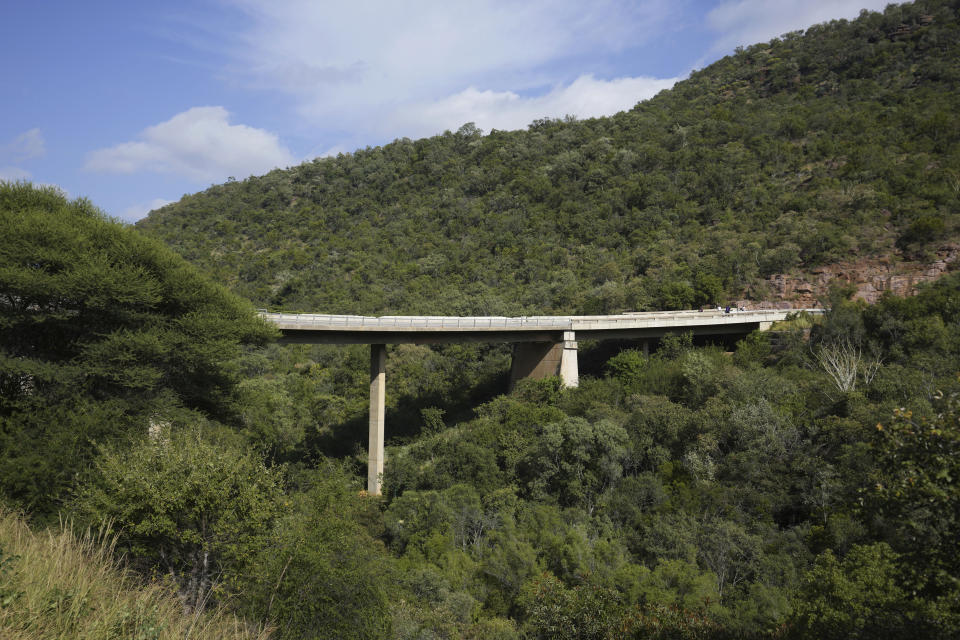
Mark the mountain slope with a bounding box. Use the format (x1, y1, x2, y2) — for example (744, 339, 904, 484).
(138, 0, 959, 315)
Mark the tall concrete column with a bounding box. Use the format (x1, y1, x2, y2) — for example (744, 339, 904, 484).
(559, 331, 578, 388)
(368, 343, 386, 495)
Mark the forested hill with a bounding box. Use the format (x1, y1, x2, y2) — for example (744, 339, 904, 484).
(138, 0, 959, 315)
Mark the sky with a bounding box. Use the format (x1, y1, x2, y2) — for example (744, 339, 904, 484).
(1, 0, 895, 222)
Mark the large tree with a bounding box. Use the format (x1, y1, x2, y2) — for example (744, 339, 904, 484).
(0, 182, 275, 516)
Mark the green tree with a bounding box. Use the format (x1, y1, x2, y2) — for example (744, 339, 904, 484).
(238, 465, 394, 640)
(519, 417, 629, 508)
(862, 382, 960, 630)
(0, 182, 275, 516)
(72, 427, 284, 612)
(519, 572, 623, 640)
(788, 543, 924, 639)
(631, 558, 722, 615)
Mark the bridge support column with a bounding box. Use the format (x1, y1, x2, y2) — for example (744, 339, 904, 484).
(559, 331, 578, 388)
(368, 343, 386, 495)
(509, 331, 578, 389)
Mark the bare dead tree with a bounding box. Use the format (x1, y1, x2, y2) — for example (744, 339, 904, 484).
(815, 338, 861, 393)
(860, 351, 883, 386)
(814, 336, 884, 395)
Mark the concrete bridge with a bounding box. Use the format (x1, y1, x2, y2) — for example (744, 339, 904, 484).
(261, 308, 814, 494)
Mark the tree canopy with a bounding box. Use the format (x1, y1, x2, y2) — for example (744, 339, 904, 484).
(0, 182, 275, 516)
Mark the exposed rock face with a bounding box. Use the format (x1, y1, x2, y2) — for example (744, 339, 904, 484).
(758, 244, 958, 308)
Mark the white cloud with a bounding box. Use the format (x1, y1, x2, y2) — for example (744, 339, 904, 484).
(0, 129, 45, 182)
(315, 145, 351, 159)
(228, 1, 672, 94)
(0, 166, 32, 181)
(217, 0, 678, 140)
(85, 106, 295, 182)
(392, 74, 681, 138)
(0, 128, 45, 162)
(119, 197, 174, 222)
(706, 0, 893, 54)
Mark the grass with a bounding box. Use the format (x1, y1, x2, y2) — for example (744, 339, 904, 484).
(770, 310, 822, 331)
(0, 507, 272, 640)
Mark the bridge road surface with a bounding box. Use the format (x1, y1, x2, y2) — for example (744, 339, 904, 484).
(261, 308, 818, 494)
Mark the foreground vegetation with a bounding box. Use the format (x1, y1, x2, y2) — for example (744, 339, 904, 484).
(0, 508, 271, 640)
(0, 182, 274, 517)
(3, 2, 960, 638)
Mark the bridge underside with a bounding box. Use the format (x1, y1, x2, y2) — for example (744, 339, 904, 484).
(279, 322, 770, 495)
(278, 329, 565, 345)
(278, 322, 765, 345)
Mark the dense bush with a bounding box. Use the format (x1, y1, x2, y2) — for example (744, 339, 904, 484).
(0, 182, 274, 518)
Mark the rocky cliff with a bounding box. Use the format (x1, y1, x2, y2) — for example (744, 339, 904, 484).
(757, 244, 958, 308)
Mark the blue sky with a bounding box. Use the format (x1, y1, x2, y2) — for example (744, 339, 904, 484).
(1, 0, 893, 221)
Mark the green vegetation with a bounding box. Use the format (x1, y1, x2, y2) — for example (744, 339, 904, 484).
(369, 275, 960, 638)
(0, 182, 275, 517)
(3, 2, 960, 638)
(73, 428, 285, 612)
(135, 0, 960, 469)
(0, 507, 271, 640)
(233, 465, 395, 640)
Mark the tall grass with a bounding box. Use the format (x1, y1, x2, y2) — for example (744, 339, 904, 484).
(0, 507, 272, 640)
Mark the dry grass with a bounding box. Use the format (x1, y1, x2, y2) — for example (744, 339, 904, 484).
(0, 507, 272, 640)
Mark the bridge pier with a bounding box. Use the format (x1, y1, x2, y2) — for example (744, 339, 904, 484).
(559, 331, 578, 387)
(368, 343, 386, 495)
(267, 309, 817, 497)
(509, 331, 578, 388)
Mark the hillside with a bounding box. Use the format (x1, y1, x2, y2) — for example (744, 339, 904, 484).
(138, 0, 958, 316)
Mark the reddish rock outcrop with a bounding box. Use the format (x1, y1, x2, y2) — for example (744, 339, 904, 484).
(756, 244, 958, 308)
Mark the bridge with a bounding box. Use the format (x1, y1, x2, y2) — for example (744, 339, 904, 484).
(261, 308, 814, 494)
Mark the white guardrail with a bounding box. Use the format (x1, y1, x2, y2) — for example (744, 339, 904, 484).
(260, 309, 821, 332)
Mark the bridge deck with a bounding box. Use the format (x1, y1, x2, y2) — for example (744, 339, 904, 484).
(262, 309, 816, 344)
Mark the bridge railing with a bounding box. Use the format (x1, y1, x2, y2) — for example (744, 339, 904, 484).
(261, 308, 820, 331)
(264, 313, 574, 329)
